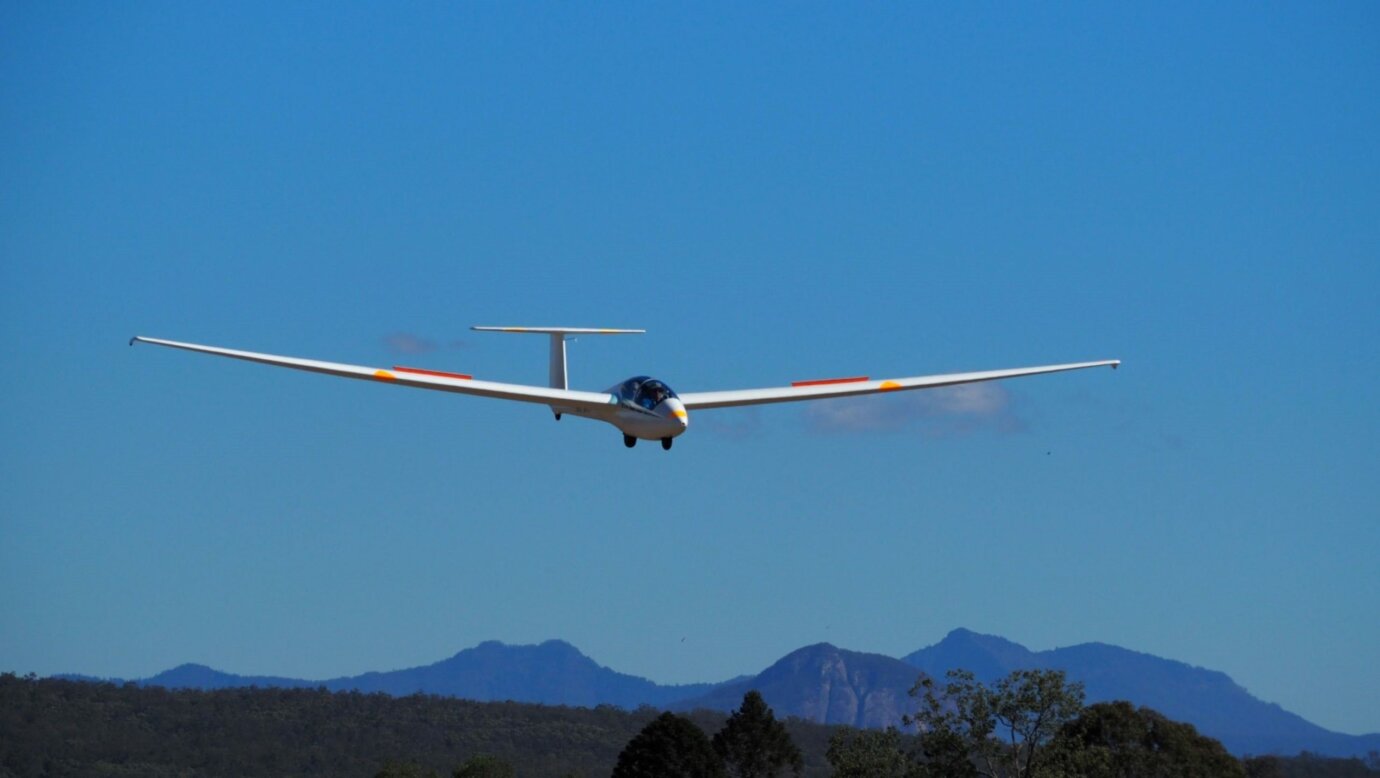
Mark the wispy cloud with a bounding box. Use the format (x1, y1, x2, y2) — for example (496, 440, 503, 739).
(697, 407, 764, 440)
(803, 383, 1026, 437)
(383, 333, 469, 356)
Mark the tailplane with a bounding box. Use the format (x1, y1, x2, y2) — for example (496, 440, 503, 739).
(471, 326, 644, 391)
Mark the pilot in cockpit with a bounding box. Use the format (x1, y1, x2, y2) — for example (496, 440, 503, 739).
(647, 384, 667, 408)
(622, 377, 676, 410)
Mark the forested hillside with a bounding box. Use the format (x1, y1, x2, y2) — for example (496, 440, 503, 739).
(3, 674, 1374, 777)
(105, 633, 1380, 758)
(0, 674, 835, 777)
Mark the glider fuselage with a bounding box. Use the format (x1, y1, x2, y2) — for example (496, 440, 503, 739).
(561, 375, 688, 442)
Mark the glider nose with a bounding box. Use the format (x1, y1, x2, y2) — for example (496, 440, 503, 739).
(667, 399, 689, 431)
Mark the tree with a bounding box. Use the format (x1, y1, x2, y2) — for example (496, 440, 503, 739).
(826, 727, 919, 778)
(712, 690, 804, 777)
(612, 711, 725, 778)
(1048, 700, 1244, 778)
(453, 753, 516, 778)
(1242, 755, 1284, 778)
(906, 669, 1084, 778)
(375, 762, 439, 778)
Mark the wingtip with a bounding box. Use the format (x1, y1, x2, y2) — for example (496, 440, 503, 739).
(129, 336, 138, 346)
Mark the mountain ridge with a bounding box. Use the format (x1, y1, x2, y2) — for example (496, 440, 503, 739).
(135, 638, 721, 710)
(672, 643, 920, 729)
(58, 629, 1379, 758)
(903, 628, 1379, 758)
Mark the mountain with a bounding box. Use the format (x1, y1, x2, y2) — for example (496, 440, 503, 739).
(144, 663, 317, 691)
(673, 643, 919, 728)
(324, 639, 717, 708)
(902, 628, 1380, 758)
(138, 640, 717, 709)
(106, 631, 1380, 758)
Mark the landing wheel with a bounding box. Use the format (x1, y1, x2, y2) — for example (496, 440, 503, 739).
(624, 434, 636, 448)
(661, 438, 673, 451)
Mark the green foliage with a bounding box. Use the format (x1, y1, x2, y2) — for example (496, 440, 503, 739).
(915, 724, 978, 778)
(612, 711, 725, 778)
(0, 673, 721, 777)
(377, 761, 441, 778)
(712, 690, 805, 778)
(453, 753, 516, 777)
(907, 669, 1083, 778)
(1048, 700, 1244, 777)
(1245, 752, 1380, 778)
(1245, 756, 1288, 778)
(3, 671, 1372, 778)
(825, 727, 919, 778)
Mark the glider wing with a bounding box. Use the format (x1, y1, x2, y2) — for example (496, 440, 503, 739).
(130, 336, 617, 411)
(678, 360, 1120, 410)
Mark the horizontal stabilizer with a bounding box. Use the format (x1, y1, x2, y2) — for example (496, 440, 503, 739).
(471, 326, 644, 335)
(471, 325, 643, 391)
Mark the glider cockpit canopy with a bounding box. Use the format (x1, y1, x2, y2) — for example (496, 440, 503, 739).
(616, 376, 678, 410)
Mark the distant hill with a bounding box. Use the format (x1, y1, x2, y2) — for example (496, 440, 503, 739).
(143, 663, 317, 691)
(322, 639, 720, 708)
(97, 630, 1380, 758)
(902, 628, 1380, 758)
(141, 639, 718, 709)
(674, 643, 919, 728)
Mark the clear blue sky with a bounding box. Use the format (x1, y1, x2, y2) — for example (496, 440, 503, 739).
(3, 2, 1377, 735)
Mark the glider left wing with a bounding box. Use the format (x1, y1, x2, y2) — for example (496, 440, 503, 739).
(679, 360, 1120, 410)
(130, 336, 617, 411)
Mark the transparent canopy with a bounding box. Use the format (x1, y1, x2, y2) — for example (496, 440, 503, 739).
(616, 376, 679, 410)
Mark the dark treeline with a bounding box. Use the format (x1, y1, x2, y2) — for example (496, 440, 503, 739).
(0, 674, 836, 777)
(1244, 753, 1380, 778)
(1, 673, 1374, 777)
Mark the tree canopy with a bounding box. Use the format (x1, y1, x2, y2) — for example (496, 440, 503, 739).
(825, 727, 919, 778)
(452, 753, 517, 778)
(612, 711, 725, 778)
(1049, 700, 1245, 778)
(713, 690, 805, 778)
(906, 668, 1083, 778)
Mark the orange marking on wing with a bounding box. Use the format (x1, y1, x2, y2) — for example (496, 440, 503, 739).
(791, 376, 870, 387)
(879, 380, 901, 391)
(394, 365, 473, 381)
(373, 370, 397, 381)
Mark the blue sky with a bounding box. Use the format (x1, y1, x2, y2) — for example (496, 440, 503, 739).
(2, 2, 1377, 735)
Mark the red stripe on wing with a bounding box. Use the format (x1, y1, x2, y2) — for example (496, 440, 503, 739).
(393, 366, 473, 381)
(790, 376, 869, 387)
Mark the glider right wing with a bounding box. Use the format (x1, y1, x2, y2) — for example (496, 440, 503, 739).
(679, 360, 1120, 410)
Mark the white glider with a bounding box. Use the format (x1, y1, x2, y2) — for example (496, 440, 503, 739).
(131, 328, 1119, 450)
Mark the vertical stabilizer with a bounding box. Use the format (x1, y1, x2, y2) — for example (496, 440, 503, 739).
(548, 333, 567, 390)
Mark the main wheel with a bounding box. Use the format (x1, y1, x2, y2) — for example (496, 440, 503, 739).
(661, 438, 673, 451)
(624, 434, 636, 448)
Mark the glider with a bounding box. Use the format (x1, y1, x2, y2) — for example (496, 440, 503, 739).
(131, 328, 1119, 450)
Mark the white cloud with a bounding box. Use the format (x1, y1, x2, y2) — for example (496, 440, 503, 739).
(383, 333, 470, 356)
(697, 407, 764, 440)
(803, 383, 1025, 437)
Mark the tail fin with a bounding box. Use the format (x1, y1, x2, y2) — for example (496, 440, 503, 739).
(471, 326, 644, 390)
